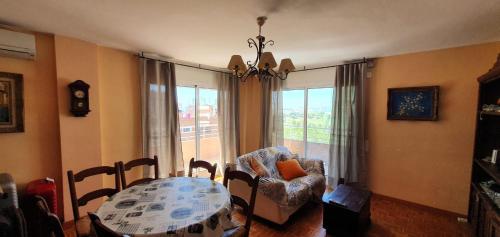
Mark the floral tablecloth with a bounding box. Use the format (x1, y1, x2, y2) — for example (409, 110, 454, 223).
(96, 177, 232, 237)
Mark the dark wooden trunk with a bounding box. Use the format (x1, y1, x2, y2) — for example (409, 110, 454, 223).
(322, 184, 371, 237)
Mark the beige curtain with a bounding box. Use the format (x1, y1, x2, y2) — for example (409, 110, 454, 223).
(140, 58, 184, 177)
(217, 73, 240, 169)
(261, 78, 284, 148)
(329, 62, 368, 185)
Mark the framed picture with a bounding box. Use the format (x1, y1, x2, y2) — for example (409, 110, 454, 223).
(387, 86, 439, 121)
(0, 72, 24, 133)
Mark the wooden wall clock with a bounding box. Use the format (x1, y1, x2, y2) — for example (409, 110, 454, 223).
(68, 80, 90, 117)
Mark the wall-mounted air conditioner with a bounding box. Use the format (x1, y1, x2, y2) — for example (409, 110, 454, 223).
(0, 28, 36, 60)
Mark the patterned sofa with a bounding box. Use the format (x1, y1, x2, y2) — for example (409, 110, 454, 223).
(228, 146, 326, 224)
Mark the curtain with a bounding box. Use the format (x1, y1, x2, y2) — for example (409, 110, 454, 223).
(217, 73, 240, 170)
(140, 58, 184, 177)
(329, 62, 368, 186)
(261, 77, 284, 148)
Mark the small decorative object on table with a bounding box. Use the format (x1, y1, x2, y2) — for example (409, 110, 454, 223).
(387, 86, 439, 121)
(492, 149, 499, 164)
(0, 72, 24, 133)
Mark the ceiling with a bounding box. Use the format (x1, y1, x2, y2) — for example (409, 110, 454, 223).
(1, 0, 499, 68)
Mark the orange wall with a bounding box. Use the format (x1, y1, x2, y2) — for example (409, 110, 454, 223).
(97, 47, 142, 188)
(1, 33, 143, 221)
(0, 33, 62, 216)
(368, 42, 500, 215)
(54, 35, 104, 220)
(239, 77, 262, 154)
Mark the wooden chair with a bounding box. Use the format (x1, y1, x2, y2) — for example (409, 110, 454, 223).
(88, 213, 127, 237)
(223, 167, 260, 237)
(33, 195, 64, 237)
(118, 156, 159, 189)
(188, 157, 217, 180)
(67, 165, 120, 237)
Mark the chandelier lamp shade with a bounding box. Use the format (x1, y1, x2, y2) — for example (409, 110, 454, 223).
(227, 16, 295, 82)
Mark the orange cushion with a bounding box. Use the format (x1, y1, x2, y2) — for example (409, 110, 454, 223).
(249, 157, 270, 177)
(276, 159, 307, 181)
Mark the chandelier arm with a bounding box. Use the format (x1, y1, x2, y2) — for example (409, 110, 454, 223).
(246, 38, 260, 67)
(263, 40, 275, 49)
(267, 68, 288, 81)
(247, 38, 258, 49)
(240, 67, 257, 82)
(277, 73, 288, 80)
(242, 67, 253, 81)
(234, 66, 250, 80)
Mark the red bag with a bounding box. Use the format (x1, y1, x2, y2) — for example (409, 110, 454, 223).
(25, 178, 58, 217)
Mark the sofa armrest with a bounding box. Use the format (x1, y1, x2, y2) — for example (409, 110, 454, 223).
(258, 177, 287, 204)
(294, 158, 325, 176)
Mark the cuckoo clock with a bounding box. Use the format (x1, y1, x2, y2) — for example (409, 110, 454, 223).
(68, 80, 90, 117)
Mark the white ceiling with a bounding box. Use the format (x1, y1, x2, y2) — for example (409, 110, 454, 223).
(1, 0, 500, 68)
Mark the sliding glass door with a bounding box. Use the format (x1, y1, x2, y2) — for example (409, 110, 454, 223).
(177, 86, 220, 175)
(283, 87, 334, 173)
(198, 89, 220, 168)
(283, 90, 306, 157)
(177, 87, 196, 168)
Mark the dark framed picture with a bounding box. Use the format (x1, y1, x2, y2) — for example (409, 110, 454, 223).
(0, 72, 24, 133)
(387, 86, 439, 121)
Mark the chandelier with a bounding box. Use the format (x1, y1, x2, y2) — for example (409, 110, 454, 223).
(227, 16, 295, 82)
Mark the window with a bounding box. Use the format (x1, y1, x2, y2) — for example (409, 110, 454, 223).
(283, 90, 305, 157)
(177, 86, 220, 176)
(283, 88, 334, 174)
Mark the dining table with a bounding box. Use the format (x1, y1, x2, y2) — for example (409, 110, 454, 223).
(95, 177, 234, 237)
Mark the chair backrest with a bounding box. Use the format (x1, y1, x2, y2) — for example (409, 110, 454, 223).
(188, 158, 217, 180)
(118, 156, 159, 189)
(33, 196, 64, 237)
(88, 213, 123, 237)
(223, 167, 260, 235)
(67, 165, 120, 221)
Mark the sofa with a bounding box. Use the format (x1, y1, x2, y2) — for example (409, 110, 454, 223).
(228, 146, 326, 224)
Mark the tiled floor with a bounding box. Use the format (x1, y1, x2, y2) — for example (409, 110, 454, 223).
(64, 194, 473, 237)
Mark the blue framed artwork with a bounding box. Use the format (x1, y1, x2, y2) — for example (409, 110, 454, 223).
(387, 86, 439, 121)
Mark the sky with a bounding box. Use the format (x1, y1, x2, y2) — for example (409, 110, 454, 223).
(174, 85, 334, 113)
(177, 87, 217, 111)
(283, 88, 334, 113)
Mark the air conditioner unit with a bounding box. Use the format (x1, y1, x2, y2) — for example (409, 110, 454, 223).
(0, 28, 36, 60)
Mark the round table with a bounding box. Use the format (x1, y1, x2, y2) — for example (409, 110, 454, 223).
(96, 177, 233, 237)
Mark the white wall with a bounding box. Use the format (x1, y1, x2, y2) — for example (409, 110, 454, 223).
(284, 67, 336, 89)
(176, 65, 220, 88)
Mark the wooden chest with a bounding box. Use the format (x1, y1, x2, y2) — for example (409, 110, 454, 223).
(322, 184, 372, 237)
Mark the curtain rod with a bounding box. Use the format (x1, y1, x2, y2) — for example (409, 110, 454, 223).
(291, 58, 374, 73)
(138, 53, 374, 75)
(137, 54, 231, 74)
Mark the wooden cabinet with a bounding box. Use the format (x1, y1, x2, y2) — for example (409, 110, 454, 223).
(484, 202, 500, 237)
(469, 53, 500, 237)
(470, 185, 500, 237)
(470, 185, 481, 234)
